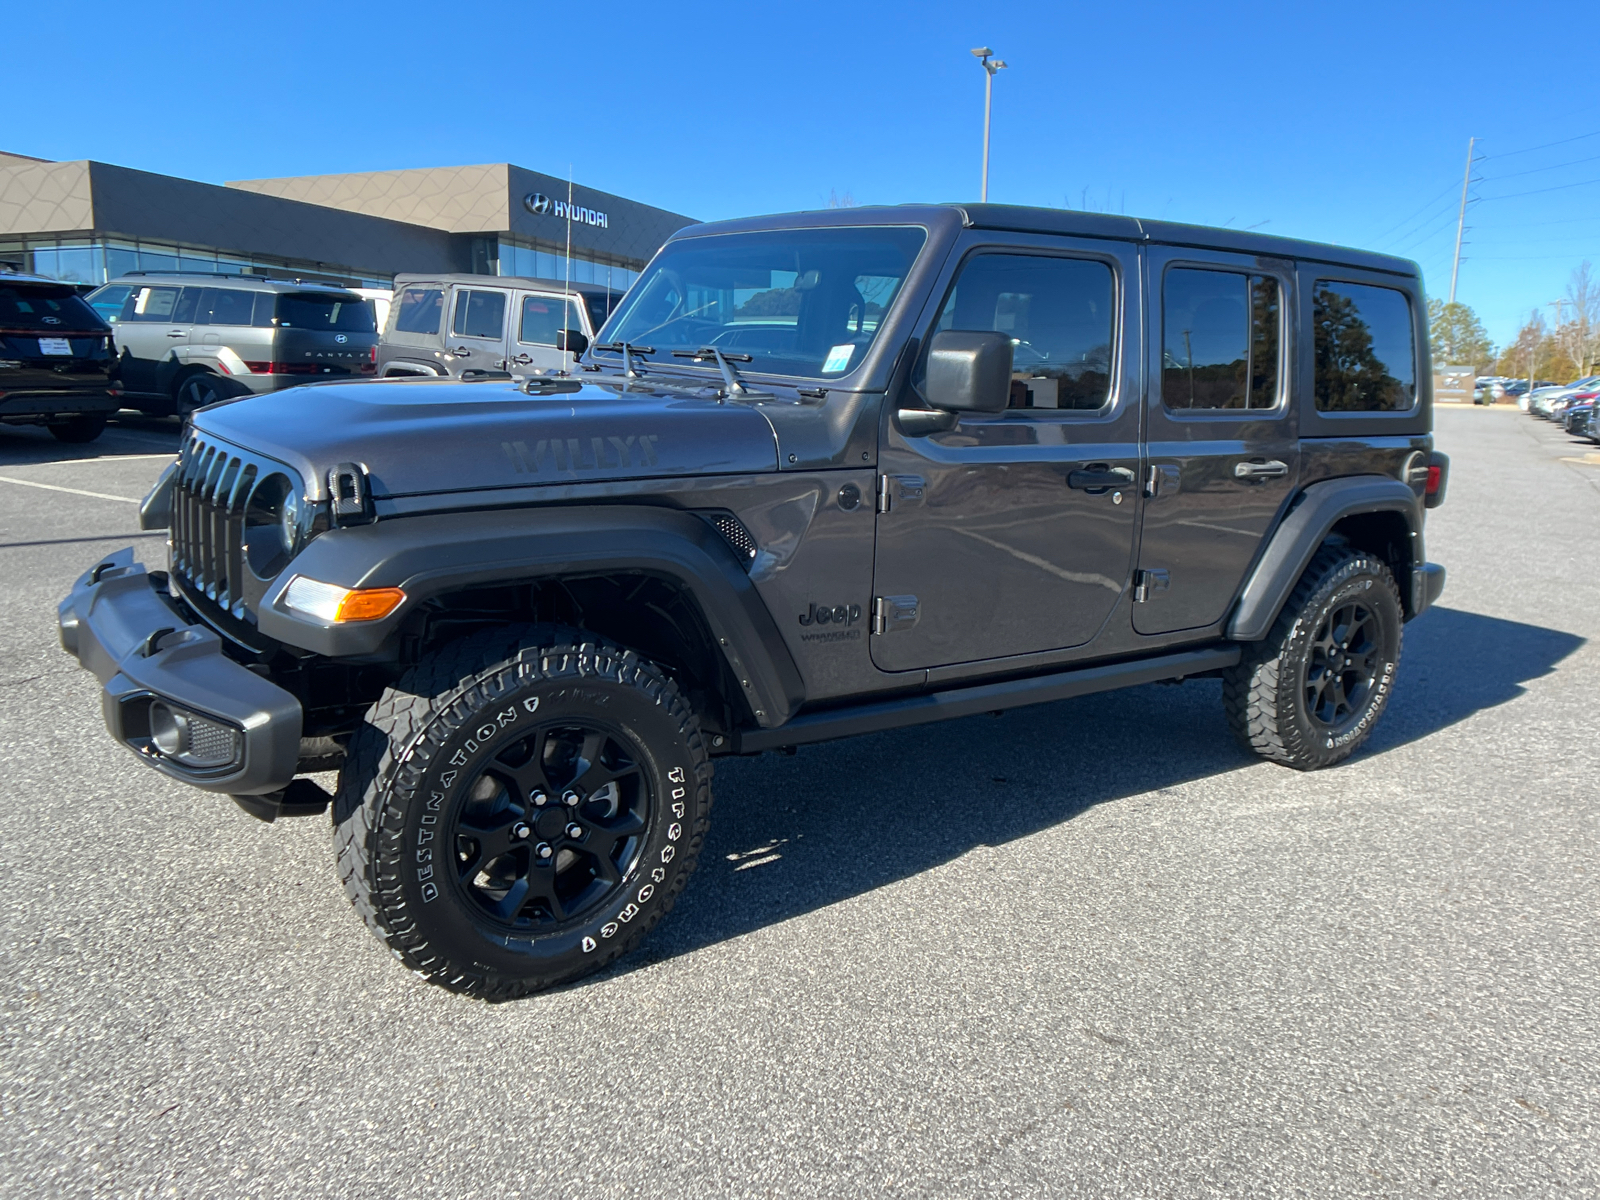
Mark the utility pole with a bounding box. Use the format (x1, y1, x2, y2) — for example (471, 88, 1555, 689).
(971, 48, 1007, 203)
(1448, 136, 1476, 304)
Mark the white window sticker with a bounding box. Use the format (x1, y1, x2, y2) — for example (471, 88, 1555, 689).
(39, 338, 72, 356)
(822, 343, 856, 374)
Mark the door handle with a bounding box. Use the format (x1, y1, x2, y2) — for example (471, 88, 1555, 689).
(166, 331, 184, 338)
(1233, 459, 1288, 480)
(508, 353, 533, 366)
(1068, 465, 1135, 491)
(451, 346, 472, 357)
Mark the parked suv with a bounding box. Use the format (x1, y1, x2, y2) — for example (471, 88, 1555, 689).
(85, 274, 377, 416)
(0, 269, 121, 442)
(377, 273, 622, 379)
(59, 205, 1449, 999)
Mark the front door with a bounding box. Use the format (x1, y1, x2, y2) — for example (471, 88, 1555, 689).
(446, 285, 510, 374)
(1134, 248, 1299, 635)
(116, 283, 195, 397)
(508, 290, 586, 375)
(870, 236, 1142, 673)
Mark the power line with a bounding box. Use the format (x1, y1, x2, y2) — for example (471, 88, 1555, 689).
(1485, 151, 1600, 181)
(1365, 180, 1463, 244)
(1483, 129, 1600, 160)
(1482, 175, 1600, 201)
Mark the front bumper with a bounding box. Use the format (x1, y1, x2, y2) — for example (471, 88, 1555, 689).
(57, 548, 302, 795)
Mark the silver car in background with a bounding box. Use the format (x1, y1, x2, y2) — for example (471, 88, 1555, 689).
(86, 274, 378, 416)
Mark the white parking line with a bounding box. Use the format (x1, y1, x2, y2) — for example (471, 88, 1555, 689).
(0, 475, 140, 503)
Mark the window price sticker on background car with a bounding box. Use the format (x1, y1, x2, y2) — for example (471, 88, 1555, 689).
(38, 338, 72, 356)
(822, 344, 855, 374)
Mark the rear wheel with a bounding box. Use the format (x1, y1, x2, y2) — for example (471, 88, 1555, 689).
(333, 625, 712, 999)
(174, 372, 222, 416)
(1223, 546, 1403, 770)
(49, 413, 108, 443)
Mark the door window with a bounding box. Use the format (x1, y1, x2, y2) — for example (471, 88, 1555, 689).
(393, 286, 445, 335)
(123, 286, 182, 322)
(1312, 281, 1415, 411)
(196, 288, 258, 326)
(517, 295, 584, 345)
(923, 252, 1115, 409)
(452, 289, 507, 339)
(1161, 268, 1280, 410)
(171, 288, 201, 324)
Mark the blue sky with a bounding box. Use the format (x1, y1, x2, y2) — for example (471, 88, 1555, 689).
(10, 0, 1598, 349)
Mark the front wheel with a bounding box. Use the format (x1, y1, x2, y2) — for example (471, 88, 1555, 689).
(1223, 546, 1403, 770)
(333, 626, 712, 999)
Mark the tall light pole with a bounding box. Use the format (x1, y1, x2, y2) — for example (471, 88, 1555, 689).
(971, 47, 1007, 203)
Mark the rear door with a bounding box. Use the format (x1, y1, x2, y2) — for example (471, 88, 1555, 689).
(447, 285, 510, 373)
(115, 284, 195, 396)
(1135, 248, 1298, 635)
(508, 290, 586, 374)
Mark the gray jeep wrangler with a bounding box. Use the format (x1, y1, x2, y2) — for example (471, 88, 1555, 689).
(58, 205, 1448, 998)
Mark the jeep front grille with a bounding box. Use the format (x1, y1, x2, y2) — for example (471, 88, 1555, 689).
(169, 433, 299, 618)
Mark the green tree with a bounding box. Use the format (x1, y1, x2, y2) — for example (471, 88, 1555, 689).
(1493, 310, 1567, 382)
(1425, 298, 1495, 369)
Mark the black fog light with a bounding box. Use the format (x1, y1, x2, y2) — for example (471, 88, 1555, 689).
(147, 700, 241, 769)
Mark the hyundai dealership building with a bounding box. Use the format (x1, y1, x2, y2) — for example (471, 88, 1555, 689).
(0, 150, 695, 293)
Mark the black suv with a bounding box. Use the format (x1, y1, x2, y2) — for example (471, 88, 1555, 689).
(58, 205, 1448, 998)
(0, 270, 121, 442)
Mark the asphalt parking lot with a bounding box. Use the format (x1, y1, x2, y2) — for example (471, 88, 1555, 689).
(1, 405, 1595, 1198)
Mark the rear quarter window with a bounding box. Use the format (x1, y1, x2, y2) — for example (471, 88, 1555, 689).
(1313, 281, 1416, 412)
(393, 287, 445, 335)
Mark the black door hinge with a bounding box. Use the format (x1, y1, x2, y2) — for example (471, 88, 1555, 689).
(1133, 569, 1170, 603)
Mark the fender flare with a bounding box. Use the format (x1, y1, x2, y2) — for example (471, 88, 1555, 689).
(1227, 476, 1424, 642)
(256, 505, 806, 728)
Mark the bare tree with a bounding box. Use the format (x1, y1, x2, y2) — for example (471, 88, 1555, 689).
(1560, 260, 1599, 376)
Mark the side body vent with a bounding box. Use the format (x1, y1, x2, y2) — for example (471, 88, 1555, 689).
(701, 511, 758, 568)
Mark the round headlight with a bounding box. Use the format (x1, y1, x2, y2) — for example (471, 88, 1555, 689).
(244, 473, 296, 579)
(281, 490, 302, 553)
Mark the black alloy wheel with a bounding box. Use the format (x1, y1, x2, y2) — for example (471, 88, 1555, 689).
(175, 372, 221, 416)
(453, 722, 651, 929)
(1304, 600, 1382, 731)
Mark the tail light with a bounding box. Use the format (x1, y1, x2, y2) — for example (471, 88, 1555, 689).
(1425, 452, 1449, 509)
(369, 344, 377, 363)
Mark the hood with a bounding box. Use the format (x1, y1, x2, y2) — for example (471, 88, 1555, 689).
(192, 376, 780, 499)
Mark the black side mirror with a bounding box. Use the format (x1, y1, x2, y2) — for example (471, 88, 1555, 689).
(557, 328, 588, 356)
(924, 330, 1013, 414)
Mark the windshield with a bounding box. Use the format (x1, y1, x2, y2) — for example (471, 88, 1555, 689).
(0, 283, 108, 332)
(276, 292, 376, 333)
(598, 227, 926, 380)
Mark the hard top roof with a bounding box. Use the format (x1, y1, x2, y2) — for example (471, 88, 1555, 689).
(101, 272, 366, 293)
(392, 272, 624, 298)
(672, 203, 1418, 277)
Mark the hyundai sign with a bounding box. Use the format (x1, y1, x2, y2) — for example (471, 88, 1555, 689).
(524, 192, 608, 229)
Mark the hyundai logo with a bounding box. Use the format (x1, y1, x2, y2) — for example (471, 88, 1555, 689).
(335, 334, 348, 344)
(524, 192, 553, 216)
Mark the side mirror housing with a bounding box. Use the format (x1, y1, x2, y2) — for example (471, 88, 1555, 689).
(923, 330, 1013, 414)
(557, 328, 588, 356)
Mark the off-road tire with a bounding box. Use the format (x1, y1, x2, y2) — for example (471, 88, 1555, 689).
(49, 413, 108, 443)
(1223, 546, 1403, 771)
(333, 625, 712, 999)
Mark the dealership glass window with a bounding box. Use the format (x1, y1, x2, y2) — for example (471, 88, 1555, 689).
(518, 295, 585, 345)
(394, 287, 445, 335)
(922, 252, 1116, 410)
(452, 289, 506, 339)
(1312, 280, 1416, 411)
(1161, 269, 1281, 410)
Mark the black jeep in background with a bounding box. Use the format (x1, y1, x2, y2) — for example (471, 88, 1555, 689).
(0, 270, 120, 442)
(59, 204, 1448, 998)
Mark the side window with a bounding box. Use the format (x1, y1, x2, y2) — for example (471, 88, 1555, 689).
(123, 286, 182, 322)
(172, 288, 201, 323)
(393, 287, 444, 335)
(1161, 268, 1281, 410)
(88, 284, 131, 324)
(1312, 281, 1416, 412)
(518, 295, 584, 345)
(196, 288, 256, 326)
(452, 289, 506, 339)
(251, 292, 277, 327)
(925, 252, 1115, 410)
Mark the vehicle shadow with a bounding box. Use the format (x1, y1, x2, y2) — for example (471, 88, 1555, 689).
(617, 605, 1585, 977)
(0, 412, 180, 465)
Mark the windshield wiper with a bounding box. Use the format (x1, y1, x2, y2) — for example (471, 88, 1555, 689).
(670, 346, 771, 398)
(591, 342, 656, 379)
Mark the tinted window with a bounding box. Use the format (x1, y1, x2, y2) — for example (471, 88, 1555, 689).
(518, 295, 584, 345)
(172, 288, 201, 323)
(585, 292, 621, 332)
(394, 286, 444, 335)
(1313, 281, 1416, 412)
(602, 227, 925, 379)
(1162, 269, 1280, 410)
(276, 293, 377, 332)
(86, 284, 131, 325)
(122, 285, 182, 322)
(0, 283, 107, 331)
(251, 292, 277, 327)
(925, 253, 1115, 410)
(452, 289, 506, 339)
(197, 287, 258, 326)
